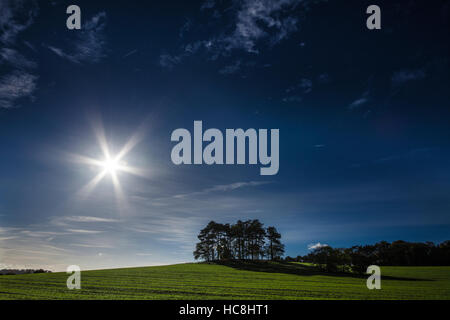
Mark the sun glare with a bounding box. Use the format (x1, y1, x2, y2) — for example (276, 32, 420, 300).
(72, 118, 149, 207)
(102, 158, 119, 174)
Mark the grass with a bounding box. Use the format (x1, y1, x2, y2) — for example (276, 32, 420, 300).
(0, 262, 449, 300)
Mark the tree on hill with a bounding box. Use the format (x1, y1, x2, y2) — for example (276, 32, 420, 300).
(247, 219, 266, 260)
(230, 220, 246, 259)
(193, 219, 285, 261)
(266, 226, 285, 260)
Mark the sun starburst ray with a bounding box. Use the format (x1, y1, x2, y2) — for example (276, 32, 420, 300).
(78, 170, 108, 198)
(73, 117, 147, 210)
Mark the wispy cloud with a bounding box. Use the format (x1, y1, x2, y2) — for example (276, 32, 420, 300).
(282, 95, 303, 103)
(348, 97, 368, 109)
(391, 69, 426, 86)
(0, 236, 17, 241)
(223, 0, 301, 53)
(160, 0, 307, 69)
(0, 0, 38, 45)
(374, 147, 438, 164)
(0, 70, 38, 109)
(283, 78, 312, 102)
(174, 181, 272, 198)
(71, 243, 113, 248)
(46, 12, 107, 64)
(1, 213, 195, 271)
(219, 60, 242, 75)
(0, 48, 37, 69)
(317, 73, 331, 84)
(66, 229, 105, 234)
(64, 216, 120, 223)
(348, 90, 370, 110)
(0, 1, 39, 109)
(200, 0, 216, 11)
(159, 53, 182, 69)
(20, 230, 68, 237)
(286, 79, 312, 94)
(179, 19, 192, 38)
(123, 49, 138, 59)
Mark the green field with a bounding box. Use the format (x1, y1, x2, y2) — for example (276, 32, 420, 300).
(0, 262, 449, 299)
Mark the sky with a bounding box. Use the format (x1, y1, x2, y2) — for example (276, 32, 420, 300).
(0, 0, 449, 271)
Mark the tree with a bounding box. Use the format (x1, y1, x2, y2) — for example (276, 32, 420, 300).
(348, 245, 374, 274)
(310, 246, 343, 272)
(247, 220, 266, 260)
(266, 226, 285, 260)
(193, 221, 219, 261)
(294, 240, 450, 272)
(231, 220, 245, 259)
(193, 219, 285, 261)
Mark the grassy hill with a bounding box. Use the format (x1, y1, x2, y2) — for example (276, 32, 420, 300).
(0, 262, 449, 299)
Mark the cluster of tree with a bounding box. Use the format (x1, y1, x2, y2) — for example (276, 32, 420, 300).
(285, 240, 450, 273)
(0, 269, 52, 275)
(193, 220, 285, 261)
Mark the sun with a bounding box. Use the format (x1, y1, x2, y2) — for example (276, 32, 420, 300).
(71, 118, 149, 205)
(101, 157, 120, 175)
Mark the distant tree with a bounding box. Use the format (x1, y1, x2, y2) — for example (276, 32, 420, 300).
(389, 240, 411, 265)
(284, 256, 295, 262)
(33, 269, 47, 274)
(311, 246, 341, 272)
(311, 246, 332, 271)
(371, 241, 390, 265)
(348, 245, 374, 274)
(291, 240, 450, 273)
(307, 246, 350, 273)
(438, 240, 450, 265)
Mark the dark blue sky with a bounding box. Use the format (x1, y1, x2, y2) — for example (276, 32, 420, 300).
(0, 0, 449, 270)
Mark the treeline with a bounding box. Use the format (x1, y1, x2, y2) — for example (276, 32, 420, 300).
(0, 269, 52, 275)
(285, 240, 450, 273)
(193, 220, 285, 261)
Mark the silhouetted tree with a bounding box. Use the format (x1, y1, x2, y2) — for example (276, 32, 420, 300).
(247, 220, 266, 260)
(266, 226, 285, 260)
(193, 221, 218, 261)
(299, 240, 450, 273)
(193, 219, 285, 261)
(231, 220, 245, 259)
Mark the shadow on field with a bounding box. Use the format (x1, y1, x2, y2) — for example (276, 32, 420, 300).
(212, 260, 430, 281)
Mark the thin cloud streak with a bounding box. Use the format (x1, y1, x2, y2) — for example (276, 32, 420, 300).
(64, 216, 120, 223)
(173, 181, 272, 198)
(46, 12, 107, 64)
(66, 229, 105, 234)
